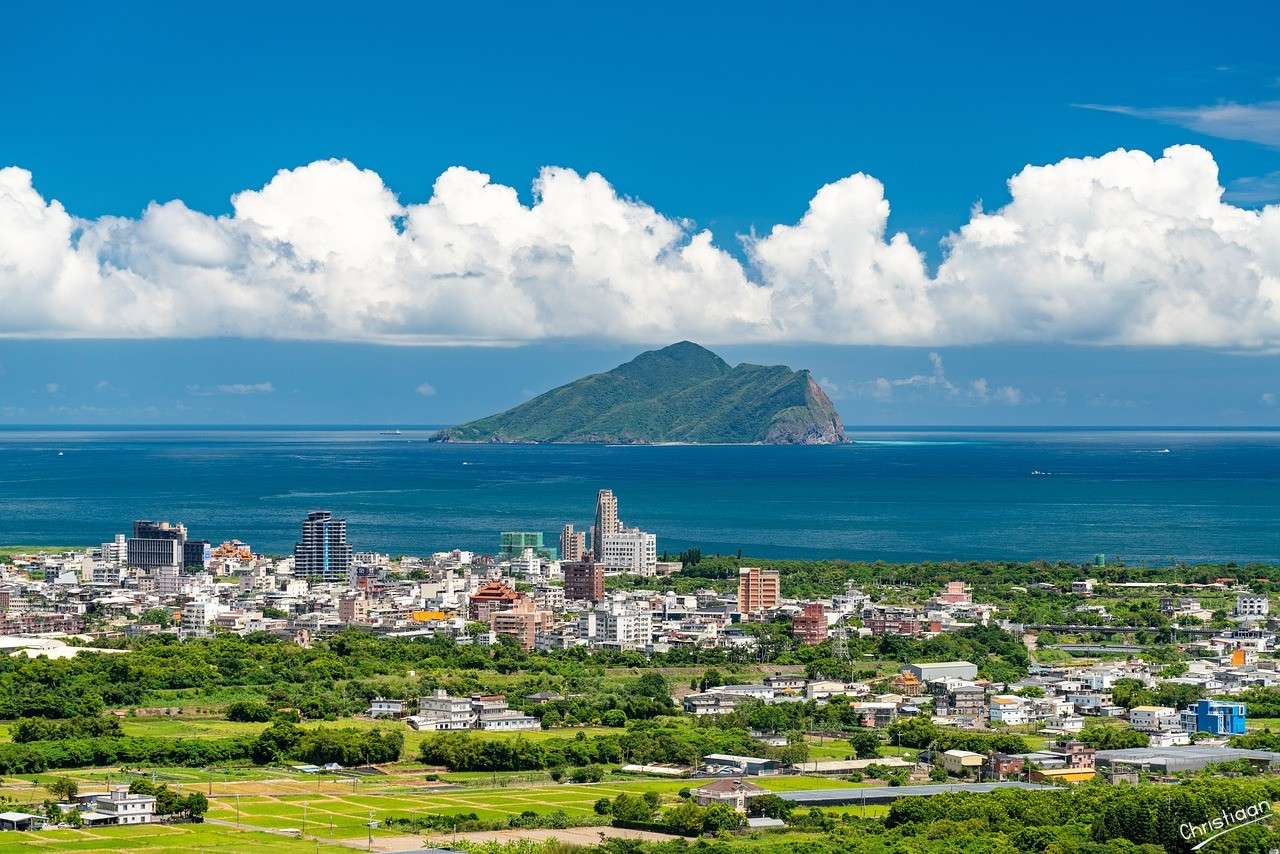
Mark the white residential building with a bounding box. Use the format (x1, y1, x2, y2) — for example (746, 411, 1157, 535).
(1068, 691, 1112, 713)
(416, 690, 476, 730)
(1129, 705, 1183, 733)
(579, 600, 653, 650)
(368, 698, 405, 718)
(988, 695, 1028, 725)
(508, 548, 543, 581)
(600, 528, 657, 575)
(90, 788, 156, 825)
(180, 599, 225, 638)
(101, 535, 128, 566)
(1236, 595, 1270, 618)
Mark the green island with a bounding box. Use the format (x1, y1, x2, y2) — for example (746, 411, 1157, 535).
(430, 342, 847, 445)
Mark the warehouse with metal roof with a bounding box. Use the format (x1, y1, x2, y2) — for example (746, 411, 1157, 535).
(1095, 746, 1280, 774)
(779, 781, 1057, 806)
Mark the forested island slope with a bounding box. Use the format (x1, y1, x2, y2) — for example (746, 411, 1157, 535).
(432, 341, 847, 445)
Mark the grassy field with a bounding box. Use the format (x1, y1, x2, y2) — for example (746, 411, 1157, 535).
(0, 545, 86, 561)
(0, 761, 886, 849)
(201, 775, 854, 840)
(0, 823, 352, 853)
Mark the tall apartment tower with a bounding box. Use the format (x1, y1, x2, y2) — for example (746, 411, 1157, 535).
(737, 566, 780, 615)
(563, 560, 605, 603)
(592, 489, 620, 558)
(128, 520, 186, 570)
(293, 510, 353, 583)
(560, 524, 585, 563)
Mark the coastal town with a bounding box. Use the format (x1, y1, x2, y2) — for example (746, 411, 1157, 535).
(0, 488, 1278, 850)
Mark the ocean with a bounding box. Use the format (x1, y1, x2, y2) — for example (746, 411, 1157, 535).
(0, 427, 1277, 564)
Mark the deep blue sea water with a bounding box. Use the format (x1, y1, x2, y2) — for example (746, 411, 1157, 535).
(0, 427, 1278, 564)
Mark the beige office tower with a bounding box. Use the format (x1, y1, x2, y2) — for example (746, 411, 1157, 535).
(592, 489, 620, 557)
(737, 566, 780, 615)
(560, 523, 586, 562)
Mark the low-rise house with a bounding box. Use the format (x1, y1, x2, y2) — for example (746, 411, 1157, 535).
(1149, 730, 1192, 747)
(1128, 705, 1181, 733)
(417, 690, 475, 730)
(987, 752, 1025, 779)
(940, 749, 984, 776)
(368, 697, 405, 718)
(806, 679, 865, 701)
(471, 695, 539, 731)
(1063, 741, 1097, 769)
(1181, 699, 1247, 735)
(851, 701, 898, 728)
(85, 788, 156, 825)
(988, 695, 1027, 725)
(931, 680, 986, 718)
(710, 684, 775, 702)
(683, 692, 740, 716)
(764, 675, 807, 693)
(1068, 691, 1112, 715)
(692, 778, 769, 812)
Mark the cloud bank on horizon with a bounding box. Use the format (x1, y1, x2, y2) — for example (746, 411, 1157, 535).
(1, 144, 1278, 348)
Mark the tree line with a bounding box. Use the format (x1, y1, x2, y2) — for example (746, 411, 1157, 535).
(0, 722, 403, 774)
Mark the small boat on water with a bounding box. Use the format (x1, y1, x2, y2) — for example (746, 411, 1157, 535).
(379, 429, 403, 436)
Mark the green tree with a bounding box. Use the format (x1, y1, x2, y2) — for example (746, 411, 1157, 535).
(45, 777, 78, 800)
(849, 728, 882, 759)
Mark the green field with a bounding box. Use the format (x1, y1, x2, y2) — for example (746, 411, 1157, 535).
(0, 822, 351, 853)
(0, 546, 87, 561)
(202, 775, 853, 841)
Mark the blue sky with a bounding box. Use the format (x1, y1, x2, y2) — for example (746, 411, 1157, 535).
(2, 0, 1279, 425)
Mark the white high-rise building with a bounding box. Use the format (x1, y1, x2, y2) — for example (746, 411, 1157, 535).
(592, 489, 620, 557)
(601, 527, 657, 575)
(101, 534, 128, 566)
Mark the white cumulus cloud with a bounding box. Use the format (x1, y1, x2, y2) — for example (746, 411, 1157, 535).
(415, 382, 437, 398)
(1, 145, 1278, 347)
(850, 353, 1026, 406)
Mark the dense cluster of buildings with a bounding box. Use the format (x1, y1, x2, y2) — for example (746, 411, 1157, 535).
(0, 490, 672, 648)
(1, 492, 1273, 777)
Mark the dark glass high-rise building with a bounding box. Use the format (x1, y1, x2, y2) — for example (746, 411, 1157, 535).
(128, 520, 186, 569)
(183, 540, 211, 570)
(293, 510, 353, 583)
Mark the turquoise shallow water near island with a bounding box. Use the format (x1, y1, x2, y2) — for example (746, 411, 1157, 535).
(0, 427, 1277, 564)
